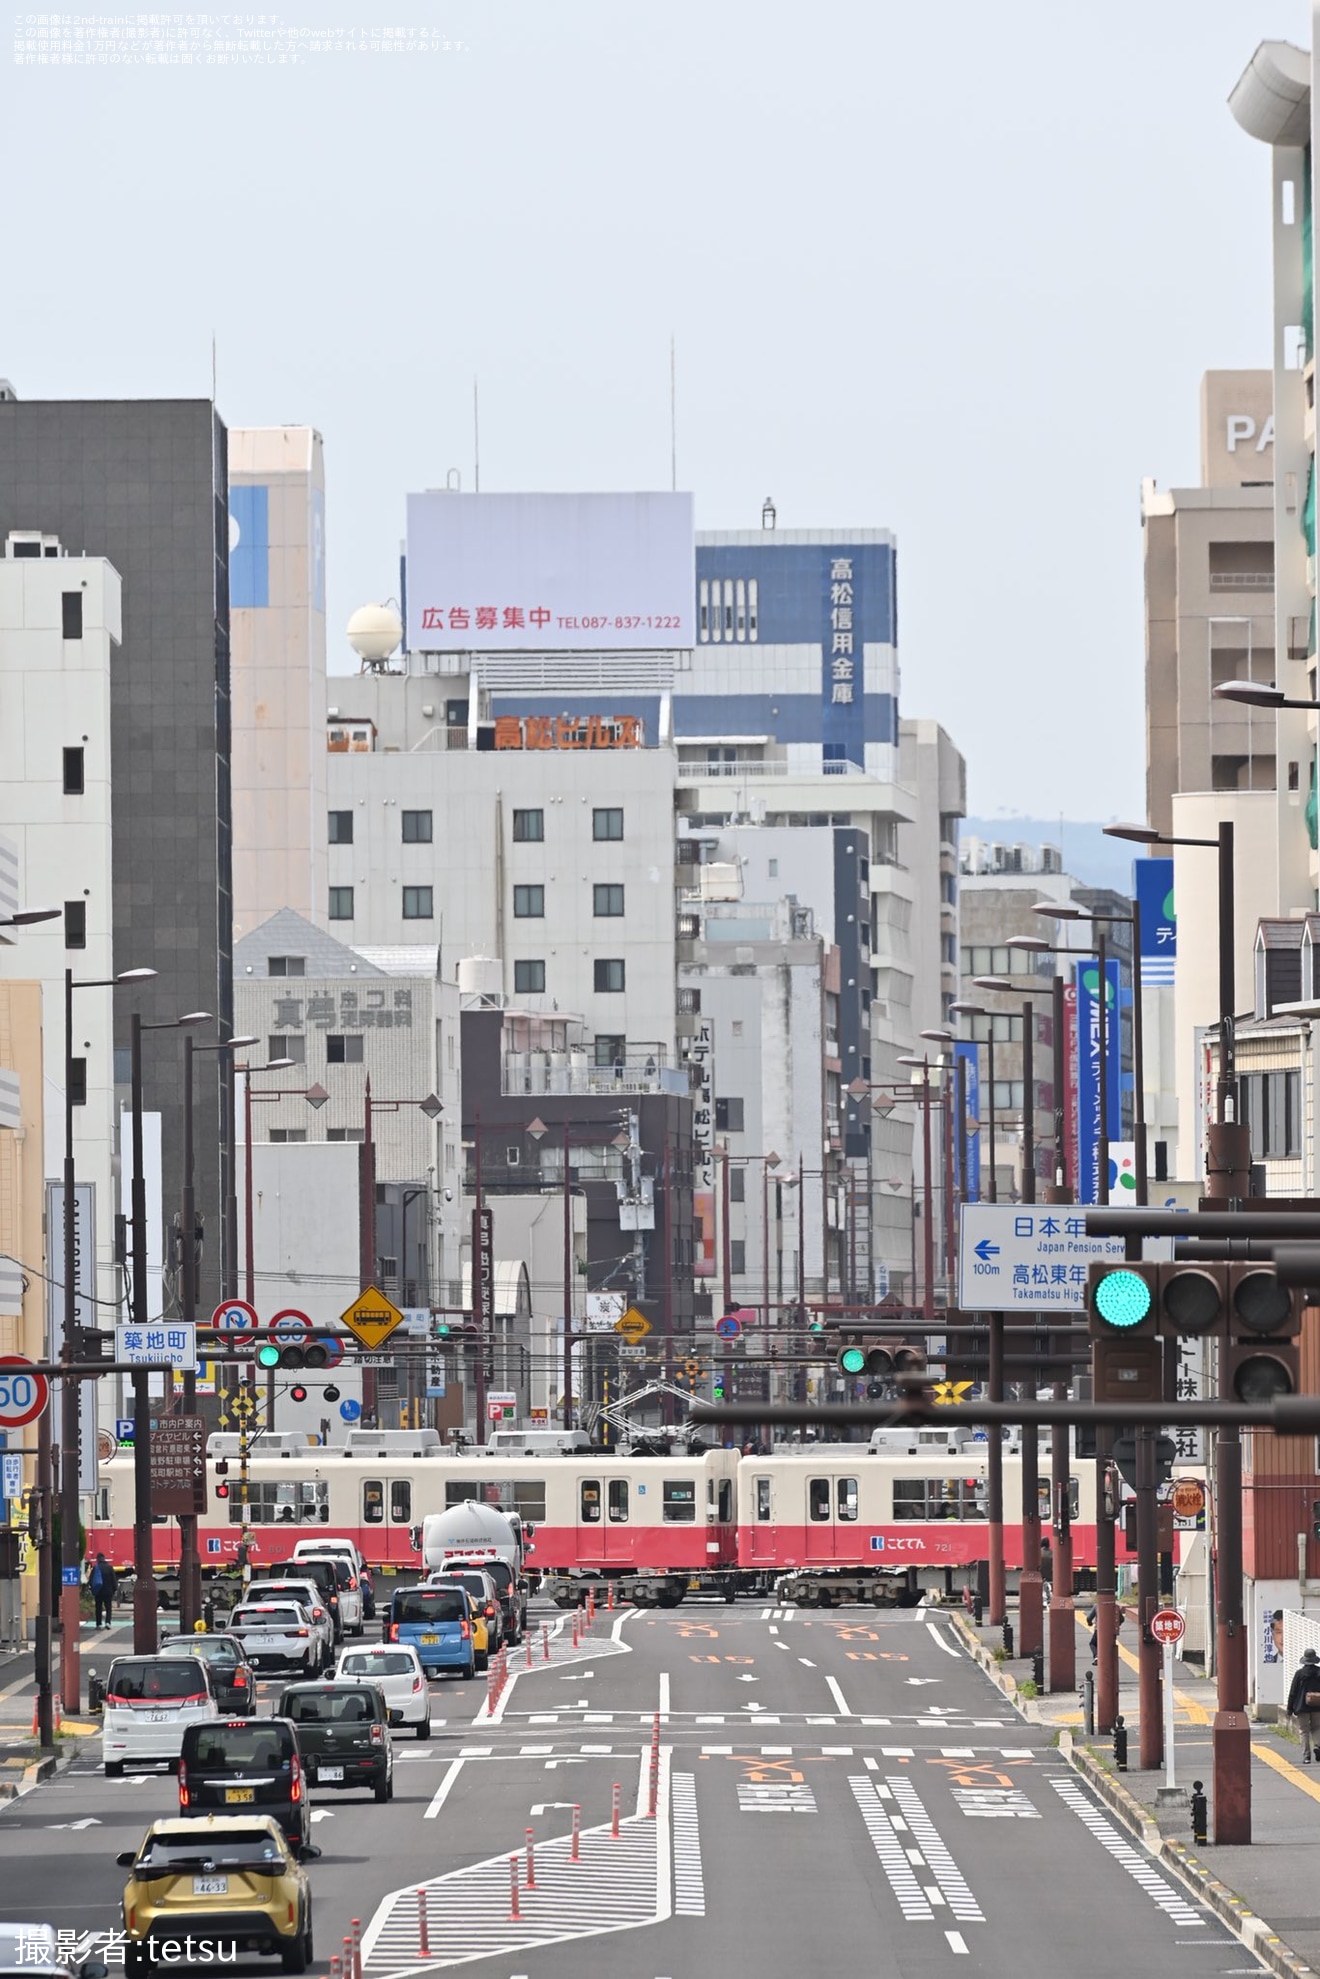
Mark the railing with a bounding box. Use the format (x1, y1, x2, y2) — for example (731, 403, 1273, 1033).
(501, 1051, 686, 1099)
(407, 727, 470, 752)
(1209, 573, 1274, 591)
(675, 757, 869, 779)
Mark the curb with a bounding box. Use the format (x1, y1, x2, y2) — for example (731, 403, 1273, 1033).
(0, 1744, 76, 1804)
(946, 1613, 1314, 1979)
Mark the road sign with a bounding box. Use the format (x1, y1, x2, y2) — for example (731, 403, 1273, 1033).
(269, 1308, 312, 1342)
(211, 1300, 259, 1344)
(0, 1357, 49, 1430)
(1171, 1478, 1206, 1520)
(615, 1307, 651, 1345)
(957, 1204, 1173, 1313)
(115, 1418, 135, 1444)
(487, 1400, 516, 1422)
(1, 1453, 21, 1500)
(1150, 1608, 1186, 1646)
(150, 1414, 206, 1516)
(96, 1428, 116, 1465)
(339, 1398, 362, 1422)
(715, 1315, 741, 1340)
(932, 1381, 973, 1406)
(61, 1565, 80, 1587)
(115, 1323, 197, 1370)
(340, 1285, 404, 1350)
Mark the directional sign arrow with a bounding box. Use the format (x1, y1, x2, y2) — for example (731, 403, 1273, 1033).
(905, 1677, 942, 1686)
(973, 1239, 1000, 1262)
(529, 1802, 580, 1816)
(309, 1810, 335, 1823)
(735, 1673, 758, 1683)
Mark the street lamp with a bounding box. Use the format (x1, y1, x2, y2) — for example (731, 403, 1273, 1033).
(896, 1055, 941, 1321)
(1211, 680, 1316, 710)
(0, 909, 60, 930)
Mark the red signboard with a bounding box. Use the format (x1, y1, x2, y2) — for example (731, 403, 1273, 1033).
(1150, 1607, 1186, 1646)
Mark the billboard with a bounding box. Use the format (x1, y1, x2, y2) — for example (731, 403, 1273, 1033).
(1134, 857, 1175, 985)
(1074, 959, 1122, 1206)
(405, 492, 695, 653)
(953, 1041, 981, 1202)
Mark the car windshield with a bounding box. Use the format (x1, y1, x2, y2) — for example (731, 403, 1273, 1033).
(482, 1562, 514, 1593)
(281, 1689, 377, 1724)
(394, 1590, 464, 1624)
(248, 1585, 318, 1607)
(233, 1607, 302, 1629)
(340, 1652, 413, 1676)
(301, 1557, 352, 1586)
(161, 1638, 237, 1664)
(135, 1831, 287, 1873)
(108, 1662, 206, 1701)
(186, 1728, 293, 1774)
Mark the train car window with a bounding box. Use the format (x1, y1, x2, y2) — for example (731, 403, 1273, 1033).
(662, 1481, 696, 1523)
(754, 1478, 771, 1521)
(893, 1478, 987, 1521)
(363, 1481, 385, 1525)
(445, 1479, 548, 1522)
(1037, 1478, 1078, 1523)
(607, 1480, 629, 1523)
(837, 1478, 859, 1522)
(808, 1478, 831, 1522)
(580, 1481, 602, 1523)
(718, 1478, 733, 1522)
(390, 1480, 412, 1523)
(231, 1479, 329, 1526)
(893, 1480, 926, 1520)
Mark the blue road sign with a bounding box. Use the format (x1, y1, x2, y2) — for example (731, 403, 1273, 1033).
(61, 1565, 80, 1586)
(115, 1418, 135, 1442)
(714, 1315, 741, 1340)
(339, 1398, 362, 1423)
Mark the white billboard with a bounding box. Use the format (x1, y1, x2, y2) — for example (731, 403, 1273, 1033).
(405, 491, 694, 652)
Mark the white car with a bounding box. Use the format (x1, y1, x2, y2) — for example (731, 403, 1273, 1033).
(227, 1600, 322, 1673)
(294, 1552, 364, 1635)
(334, 1643, 431, 1738)
(243, 1577, 336, 1669)
(101, 1654, 219, 1777)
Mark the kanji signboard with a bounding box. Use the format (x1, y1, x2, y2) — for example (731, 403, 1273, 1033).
(149, 1414, 205, 1517)
(115, 1323, 197, 1370)
(340, 1286, 404, 1350)
(957, 1205, 1172, 1313)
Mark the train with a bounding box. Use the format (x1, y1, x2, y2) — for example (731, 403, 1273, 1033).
(89, 1426, 1159, 1607)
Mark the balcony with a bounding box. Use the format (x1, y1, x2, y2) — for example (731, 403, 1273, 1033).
(502, 1047, 687, 1098)
(676, 757, 870, 781)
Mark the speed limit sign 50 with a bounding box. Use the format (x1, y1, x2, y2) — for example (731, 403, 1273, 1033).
(0, 1356, 50, 1429)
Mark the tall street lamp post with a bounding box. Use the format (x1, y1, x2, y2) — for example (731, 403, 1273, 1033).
(896, 1056, 942, 1322)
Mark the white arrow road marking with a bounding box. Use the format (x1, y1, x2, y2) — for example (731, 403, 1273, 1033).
(529, 1803, 580, 1816)
(905, 1678, 941, 1687)
(742, 1702, 763, 1712)
(46, 1819, 102, 1829)
(735, 1674, 758, 1683)
(544, 1758, 589, 1769)
(309, 1810, 335, 1823)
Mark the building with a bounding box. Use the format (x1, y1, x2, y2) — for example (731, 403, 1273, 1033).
(899, 719, 966, 1036)
(229, 427, 328, 941)
(0, 394, 235, 1314)
(0, 960, 45, 1635)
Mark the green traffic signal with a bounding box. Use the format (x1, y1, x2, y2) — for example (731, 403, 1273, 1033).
(255, 1342, 281, 1368)
(839, 1346, 868, 1375)
(1092, 1269, 1153, 1331)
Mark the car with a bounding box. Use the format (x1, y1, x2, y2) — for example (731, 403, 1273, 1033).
(261, 1557, 344, 1640)
(226, 1602, 322, 1675)
(117, 1815, 312, 1975)
(0, 1924, 108, 1979)
(274, 1681, 395, 1801)
(102, 1656, 219, 1777)
(290, 1538, 373, 1619)
(426, 1566, 504, 1652)
(241, 1581, 336, 1670)
(334, 1643, 431, 1737)
(421, 1581, 490, 1671)
(157, 1633, 257, 1716)
(291, 1553, 363, 1636)
(386, 1585, 476, 1680)
(179, 1717, 315, 1853)
(442, 1554, 527, 1644)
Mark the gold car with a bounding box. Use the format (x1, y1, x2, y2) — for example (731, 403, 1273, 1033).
(425, 1578, 490, 1668)
(118, 1815, 312, 1974)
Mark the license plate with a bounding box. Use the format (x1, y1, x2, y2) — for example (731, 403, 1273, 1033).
(247, 1636, 281, 1649)
(420, 1634, 438, 1645)
(318, 1765, 344, 1782)
(150, 1711, 173, 1723)
(193, 1876, 228, 1896)
(224, 1787, 255, 1804)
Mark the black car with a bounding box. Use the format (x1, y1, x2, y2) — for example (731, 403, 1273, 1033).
(178, 1717, 314, 1853)
(275, 1681, 396, 1802)
(158, 1632, 257, 1716)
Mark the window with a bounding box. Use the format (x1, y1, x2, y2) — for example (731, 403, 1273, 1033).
(327, 1127, 366, 1142)
(677, 987, 701, 1014)
(592, 807, 624, 841)
(594, 958, 625, 992)
(390, 1480, 412, 1523)
(808, 1477, 831, 1522)
(893, 1478, 987, 1521)
(730, 1240, 746, 1275)
(718, 1477, 733, 1522)
(70, 1056, 86, 1108)
(768, 859, 778, 878)
(63, 900, 86, 950)
(402, 885, 433, 919)
(268, 956, 306, 978)
(62, 746, 84, 795)
(444, 1478, 547, 1523)
(607, 1480, 629, 1523)
(512, 809, 544, 843)
(755, 1477, 772, 1521)
(513, 885, 544, 919)
(61, 592, 82, 639)
(402, 810, 432, 844)
(837, 1477, 859, 1522)
(269, 1034, 305, 1065)
(328, 887, 354, 921)
(715, 1097, 745, 1133)
(729, 1168, 746, 1203)
(268, 1129, 308, 1144)
(1244, 1069, 1303, 1159)
(580, 1480, 601, 1524)
(594, 1035, 626, 1068)
(593, 884, 625, 917)
(514, 960, 546, 994)
(328, 810, 353, 845)
(662, 1480, 697, 1523)
(327, 1034, 365, 1064)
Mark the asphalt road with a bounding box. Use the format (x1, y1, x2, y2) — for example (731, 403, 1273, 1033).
(0, 1598, 1268, 1978)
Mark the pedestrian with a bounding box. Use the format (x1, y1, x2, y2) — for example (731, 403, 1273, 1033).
(1286, 1645, 1320, 1760)
(88, 1551, 117, 1630)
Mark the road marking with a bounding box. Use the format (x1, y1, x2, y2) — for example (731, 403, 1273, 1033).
(882, 1747, 914, 1757)
(940, 1748, 976, 1758)
(886, 1777, 984, 1922)
(767, 1625, 778, 1636)
(1252, 1738, 1320, 1805)
(775, 1642, 791, 1651)
(824, 1676, 850, 1715)
(658, 1673, 670, 1723)
(821, 1746, 854, 1755)
(863, 1757, 879, 1771)
(798, 1657, 816, 1668)
(580, 1745, 613, 1755)
(520, 1746, 555, 1755)
(1049, 1780, 1205, 1926)
(849, 1778, 933, 1920)
(423, 1758, 465, 1820)
(671, 1772, 705, 1913)
(925, 1623, 961, 1660)
(700, 1746, 733, 1754)
(459, 1746, 493, 1757)
(760, 1746, 793, 1754)
(952, 1788, 1040, 1818)
(946, 1931, 969, 1955)
(738, 1782, 817, 1813)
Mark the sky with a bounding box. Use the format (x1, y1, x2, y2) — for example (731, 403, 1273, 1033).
(1, 0, 1312, 817)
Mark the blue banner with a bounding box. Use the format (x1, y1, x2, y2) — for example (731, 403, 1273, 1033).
(1134, 858, 1175, 985)
(229, 484, 269, 609)
(1075, 958, 1122, 1205)
(954, 1041, 981, 1201)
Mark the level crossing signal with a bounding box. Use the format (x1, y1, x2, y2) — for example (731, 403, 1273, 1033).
(1086, 1260, 1302, 1403)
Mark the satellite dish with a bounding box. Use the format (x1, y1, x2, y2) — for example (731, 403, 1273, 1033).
(346, 603, 403, 672)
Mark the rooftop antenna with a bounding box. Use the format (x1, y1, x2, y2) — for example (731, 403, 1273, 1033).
(474, 377, 481, 494)
(670, 334, 677, 492)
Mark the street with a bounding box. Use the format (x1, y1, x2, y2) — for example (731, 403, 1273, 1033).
(0, 1598, 1267, 1978)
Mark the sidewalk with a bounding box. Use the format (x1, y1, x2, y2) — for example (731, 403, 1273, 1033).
(951, 1599, 1320, 1978)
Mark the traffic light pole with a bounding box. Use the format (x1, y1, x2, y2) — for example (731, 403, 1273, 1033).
(1136, 1423, 1162, 1770)
(986, 1314, 1004, 1628)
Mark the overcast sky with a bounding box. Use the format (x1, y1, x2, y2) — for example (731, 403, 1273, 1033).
(3, 0, 1311, 817)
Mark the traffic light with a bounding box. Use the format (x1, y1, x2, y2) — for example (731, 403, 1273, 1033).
(256, 1335, 335, 1371)
(289, 1384, 309, 1404)
(1087, 1260, 1303, 1403)
(214, 1481, 230, 1501)
(836, 1334, 927, 1381)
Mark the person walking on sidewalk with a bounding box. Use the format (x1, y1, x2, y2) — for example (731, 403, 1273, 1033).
(88, 1552, 117, 1630)
(1286, 1645, 1320, 1760)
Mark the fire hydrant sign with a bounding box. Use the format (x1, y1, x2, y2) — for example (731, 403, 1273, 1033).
(957, 1205, 1172, 1312)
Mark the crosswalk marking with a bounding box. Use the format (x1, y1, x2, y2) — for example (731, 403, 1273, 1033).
(849, 1777, 934, 1921)
(1050, 1780, 1205, 1927)
(671, 1773, 705, 1914)
(886, 1778, 984, 1923)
